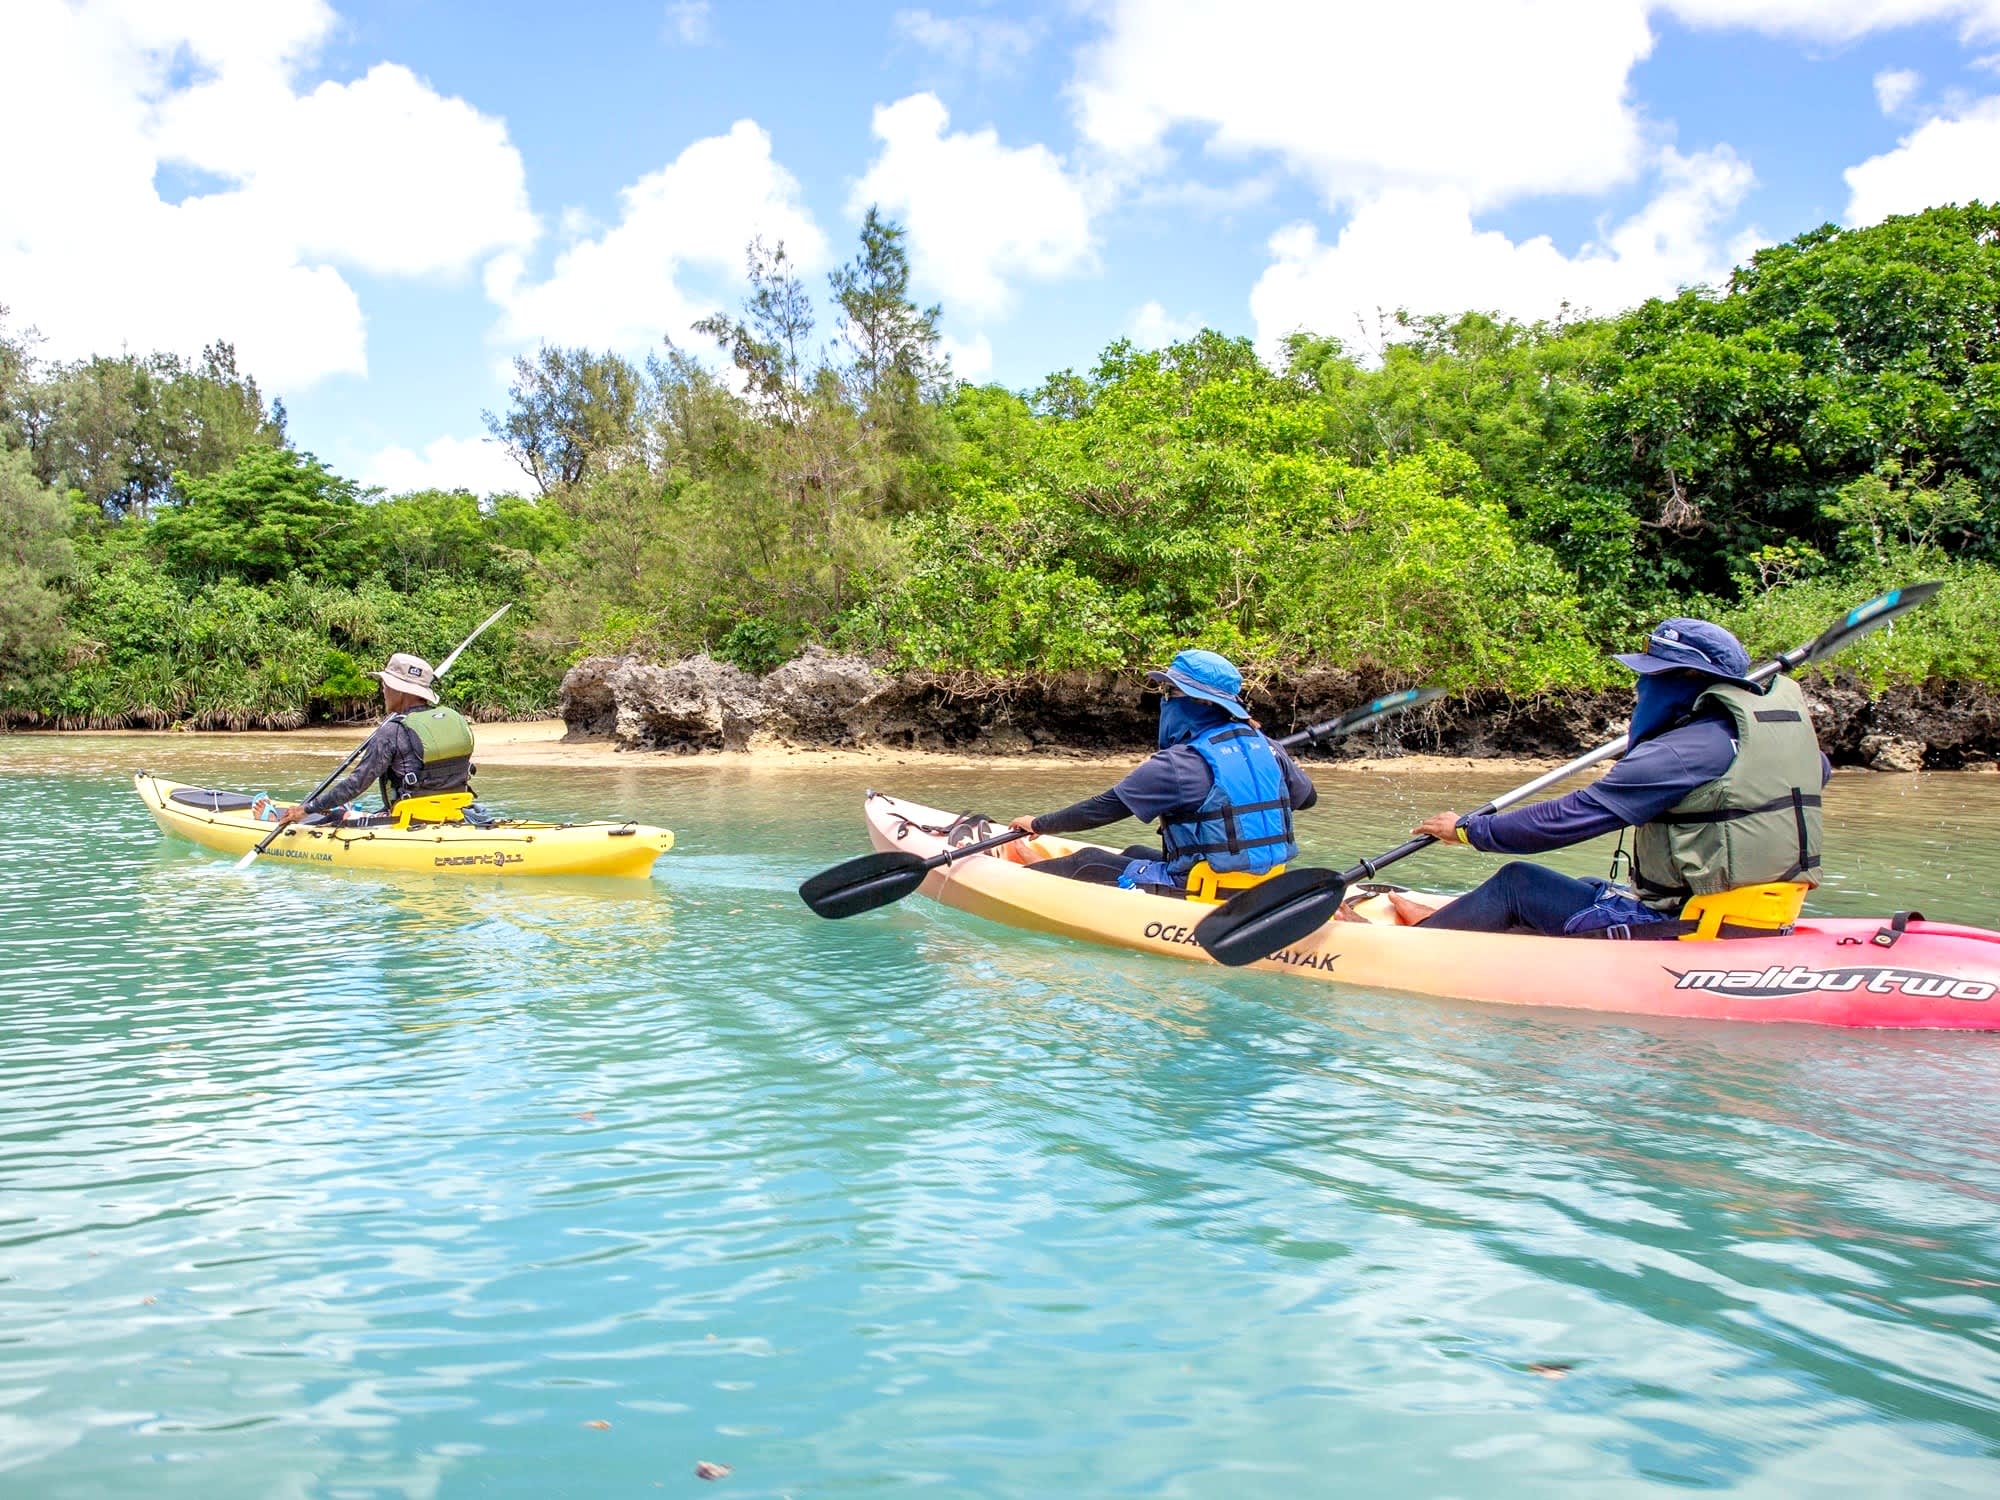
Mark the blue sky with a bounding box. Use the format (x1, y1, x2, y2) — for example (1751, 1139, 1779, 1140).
(4, 1, 1999, 496)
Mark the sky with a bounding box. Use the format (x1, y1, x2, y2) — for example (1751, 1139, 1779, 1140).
(4, 1, 2000, 499)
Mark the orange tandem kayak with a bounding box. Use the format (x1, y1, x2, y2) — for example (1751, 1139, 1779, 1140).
(863, 792, 2000, 1030)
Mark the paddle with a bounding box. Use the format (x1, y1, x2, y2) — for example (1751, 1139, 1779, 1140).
(1193, 581, 1946, 967)
(234, 603, 513, 869)
(798, 684, 1445, 919)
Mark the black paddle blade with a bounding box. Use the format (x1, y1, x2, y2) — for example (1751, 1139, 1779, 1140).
(1193, 867, 1349, 967)
(1803, 580, 1943, 663)
(799, 850, 930, 918)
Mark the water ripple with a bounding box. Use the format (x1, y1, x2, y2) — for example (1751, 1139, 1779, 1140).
(3, 747, 1999, 1496)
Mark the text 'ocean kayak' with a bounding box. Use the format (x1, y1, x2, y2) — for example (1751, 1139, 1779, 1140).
(136, 773, 672, 879)
(863, 792, 2000, 1030)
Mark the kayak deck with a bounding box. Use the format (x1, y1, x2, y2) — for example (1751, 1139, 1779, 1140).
(862, 792, 2000, 1030)
(136, 773, 672, 879)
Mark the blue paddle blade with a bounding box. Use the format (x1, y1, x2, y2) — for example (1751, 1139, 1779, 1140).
(1807, 580, 1941, 661)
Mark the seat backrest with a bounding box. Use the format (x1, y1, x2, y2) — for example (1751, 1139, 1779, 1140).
(1185, 860, 1287, 906)
(391, 791, 474, 828)
(1678, 881, 1810, 940)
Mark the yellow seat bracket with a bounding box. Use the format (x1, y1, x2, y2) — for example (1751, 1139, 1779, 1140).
(1678, 882, 1810, 940)
(1185, 861, 1287, 906)
(391, 792, 475, 829)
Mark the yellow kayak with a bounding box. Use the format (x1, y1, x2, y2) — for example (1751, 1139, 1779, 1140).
(135, 773, 673, 879)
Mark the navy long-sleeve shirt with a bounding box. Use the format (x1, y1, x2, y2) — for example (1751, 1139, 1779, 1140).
(1032, 740, 1319, 835)
(1458, 714, 1831, 855)
(304, 719, 425, 813)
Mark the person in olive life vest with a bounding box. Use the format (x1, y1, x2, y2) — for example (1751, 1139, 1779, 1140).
(1006, 649, 1318, 896)
(271, 652, 477, 826)
(1409, 619, 1828, 936)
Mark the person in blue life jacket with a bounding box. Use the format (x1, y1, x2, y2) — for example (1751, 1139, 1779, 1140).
(270, 652, 478, 828)
(1407, 618, 1830, 936)
(1005, 649, 1318, 897)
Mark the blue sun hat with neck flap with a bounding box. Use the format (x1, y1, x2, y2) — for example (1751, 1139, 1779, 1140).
(1145, 649, 1251, 719)
(1613, 618, 1756, 686)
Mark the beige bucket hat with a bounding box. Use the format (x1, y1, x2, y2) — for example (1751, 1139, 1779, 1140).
(371, 652, 439, 705)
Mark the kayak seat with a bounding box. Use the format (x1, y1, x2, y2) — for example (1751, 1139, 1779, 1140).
(1677, 881, 1810, 941)
(168, 787, 258, 812)
(1184, 860, 1287, 906)
(390, 791, 475, 828)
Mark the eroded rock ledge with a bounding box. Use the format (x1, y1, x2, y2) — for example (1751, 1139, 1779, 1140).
(558, 648, 2000, 771)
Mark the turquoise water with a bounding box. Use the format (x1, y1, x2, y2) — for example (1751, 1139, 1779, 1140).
(4, 736, 2000, 1498)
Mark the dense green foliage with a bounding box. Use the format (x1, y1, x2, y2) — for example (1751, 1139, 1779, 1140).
(4, 204, 1999, 728)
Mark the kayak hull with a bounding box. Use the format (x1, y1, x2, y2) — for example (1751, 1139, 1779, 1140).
(136, 773, 672, 879)
(863, 792, 2000, 1030)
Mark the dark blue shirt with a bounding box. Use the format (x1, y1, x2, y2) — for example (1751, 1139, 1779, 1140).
(1459, 714, 1830, 855)
(1033, 740, 1319, 834)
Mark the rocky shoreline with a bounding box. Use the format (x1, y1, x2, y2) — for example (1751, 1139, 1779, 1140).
(556, 650, 2000, 772)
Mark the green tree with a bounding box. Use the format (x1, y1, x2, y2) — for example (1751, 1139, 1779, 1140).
(0, 448, 74, 697)
(26, 342, 283, 518)
(694, 238, 818, 424)
(831, 207, 947, 405)
(153, 445, 374, 584)
(0, 304, 34, 453)
(483, 345, 646, 494)
(1569, 203, 2000, 591)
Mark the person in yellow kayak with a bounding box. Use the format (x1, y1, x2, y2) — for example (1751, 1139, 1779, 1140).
(271, 652, 477, 827)
(1408, 618, 1828, 936)
(1005, 649, 1318, 896)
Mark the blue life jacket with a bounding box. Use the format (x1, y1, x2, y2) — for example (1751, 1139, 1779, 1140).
(1122, 722, 1296, 888)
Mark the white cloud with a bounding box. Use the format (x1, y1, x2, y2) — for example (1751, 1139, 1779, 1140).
(1131, 174, 1281, 216)
(1874, 67, 1922, 113)
(153, 62, 537, 278)
(1129, 301, 1200, 348)
(852, 93, 1096, 317)
(1661, 1, 2000, 42)
(1844, 96, 2000, 222)
(664, 1, 713, 45)
(0, 0, 536, 390)
(486, 119, 826, 354)
(1250, 148, 1755, 356)
(360, 433, 528, 497)
(892, 8, 1042, 71)
(1070, 2, 2000, 217)
(1071, 1, 1657, 210)
(939, 332, 994, 381)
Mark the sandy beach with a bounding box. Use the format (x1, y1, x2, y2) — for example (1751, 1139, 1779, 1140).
(10, 718, 1575, 776)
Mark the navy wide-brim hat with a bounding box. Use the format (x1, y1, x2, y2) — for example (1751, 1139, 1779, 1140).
(1613, 618, 1756, 686)
(1146, 648, 1251, 719)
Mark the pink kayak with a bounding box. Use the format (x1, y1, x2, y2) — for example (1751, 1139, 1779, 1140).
(863, 792, 2000, 1030)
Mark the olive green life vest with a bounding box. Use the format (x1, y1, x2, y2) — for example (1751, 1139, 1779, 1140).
(380, 706, 476, 806)
(1631, 675, 1824, 907)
